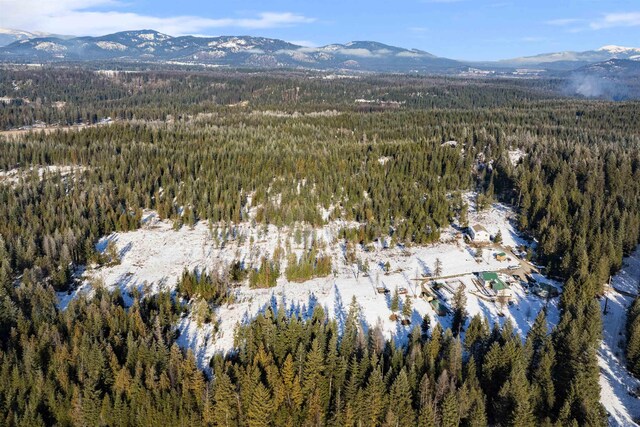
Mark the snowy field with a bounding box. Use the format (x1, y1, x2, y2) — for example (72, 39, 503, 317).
(600, 245, 640, 427)
(55, 198, 564, 376)
(0, 165, 86, 186)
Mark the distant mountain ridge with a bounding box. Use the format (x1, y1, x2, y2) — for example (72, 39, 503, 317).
(0, 28, 638, 73)
(0, 28, 74, 47)
(0, 29, 459, 72)
(500, 45, 640, 70)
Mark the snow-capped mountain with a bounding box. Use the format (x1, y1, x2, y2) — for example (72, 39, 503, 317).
(0, 29, 638, 74)
(0, 30, 460, 72)
(597, 45, 640, 56)
(0, 28, 73, 47)
(500, 45, 640, 70)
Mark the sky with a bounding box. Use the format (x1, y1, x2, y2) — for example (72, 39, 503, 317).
(2, 0, 639, 60)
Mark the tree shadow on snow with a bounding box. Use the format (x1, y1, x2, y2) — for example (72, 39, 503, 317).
(95, 233, 118, 253)
(119, 241, 133, 259)
(334, 283, 346, 335)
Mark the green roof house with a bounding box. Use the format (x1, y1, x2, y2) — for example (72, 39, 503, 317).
(479, 272, 499, 285)
(491, 280, 507, 292)
(479, 271, 513, 300)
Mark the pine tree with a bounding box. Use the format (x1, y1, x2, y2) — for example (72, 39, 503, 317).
(464, 314, 488, 361)
(402, 295, 413, 319)
(496, 360, 535, 427)
(440, 390, 460, 427)
(462, 359, 487, 427)
(213, 372, 239, 427)
(247, 383, 275, 427)
(365, 367, 387, 426)
(387, 370, 415, 427)
(434, 258, 443, 278)
(281, 354, 303, 410)
(452, 284, 467, 337)
(421, 314, 431, 340)
(391, 289, 400, 314)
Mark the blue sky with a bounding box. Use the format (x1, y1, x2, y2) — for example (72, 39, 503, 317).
(3, 0, 640, 60)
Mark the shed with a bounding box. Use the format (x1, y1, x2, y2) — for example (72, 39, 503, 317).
(430, 300, 447, 316)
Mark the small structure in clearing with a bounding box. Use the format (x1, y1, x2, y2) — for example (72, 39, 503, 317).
(430, 299, 448, 316)
(479, 271, 513, 300)
(420, 283, 437, 301)
(496, 252, 508, 262)
(469, 224, 491, 242)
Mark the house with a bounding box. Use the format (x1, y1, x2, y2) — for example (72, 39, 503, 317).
(479, 272, 513, 300)
(469, 224, 491, 242)
(491, 279, 513, 300)
(479, 271, 499, 286)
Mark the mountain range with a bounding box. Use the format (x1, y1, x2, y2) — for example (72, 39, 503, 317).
(0, 28, 639, 74)
(0, 28, 73, 48)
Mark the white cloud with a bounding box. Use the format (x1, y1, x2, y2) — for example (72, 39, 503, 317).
(397, 51, 423, 57)
(335, 48, 392, 58)
(2, 0, 315, 36)
(590, 12, 640, 30)
(337, 48, 376, 57)
(521, 36, 547, 43)
(546, 18, 582, 26)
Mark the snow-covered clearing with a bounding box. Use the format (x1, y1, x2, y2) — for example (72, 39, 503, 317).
(58, 198, 561, 373)
(600, 245, 640, 427)
(507, 149, 526, 167)
(0, 165, 86, 185)
(456, 192, 529, 249)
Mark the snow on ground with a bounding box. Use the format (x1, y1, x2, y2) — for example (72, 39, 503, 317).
(176, 267, 557, 372)
(0, 165, 86, 186)
(96, 41, 127, 51)
(63, 198, 559, 372)
(459, 193, 529, 249)
(507, 149, 526, 167)
(600, 245, 640, 427)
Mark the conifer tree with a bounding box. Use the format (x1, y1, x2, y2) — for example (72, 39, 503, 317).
(387, 370, 415, 427)
(247, 383, 275, 427)
(402, 295, 413, 320)
(452, 284, 467, 336)
(440, 390, 460, 427)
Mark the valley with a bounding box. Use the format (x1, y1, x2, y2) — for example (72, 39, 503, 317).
(0, 66, 639, 426)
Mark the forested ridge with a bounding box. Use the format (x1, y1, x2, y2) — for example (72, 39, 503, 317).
(0, 68, 639, 425)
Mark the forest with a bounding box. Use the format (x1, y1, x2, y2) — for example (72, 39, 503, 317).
(0, 66, 639, 426)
